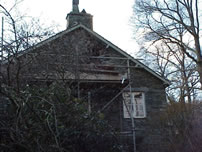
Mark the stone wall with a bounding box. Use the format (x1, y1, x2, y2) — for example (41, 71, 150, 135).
(0, 27, 168, 152)
(120, 66, 167, 152)
(66, 12, 93, 30)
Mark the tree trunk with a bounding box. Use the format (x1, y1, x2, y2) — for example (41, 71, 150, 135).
(195, 36, 202, 90)
(197, 60, 202, 90)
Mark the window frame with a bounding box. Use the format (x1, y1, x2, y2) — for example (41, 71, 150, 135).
(123, 92, 146, 118)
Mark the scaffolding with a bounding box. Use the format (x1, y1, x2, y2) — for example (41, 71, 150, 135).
(22, 52, 138, 151)
(1, 47, 139, 151)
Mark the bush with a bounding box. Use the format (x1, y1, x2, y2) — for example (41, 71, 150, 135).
(0, 83, 122, 152)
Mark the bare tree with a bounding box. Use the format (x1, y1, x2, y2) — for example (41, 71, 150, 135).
(133, 0, 202, 89)
(151, 101, 202, 152)
(0, 0, 56, 90)
(138, 40, 200, 102)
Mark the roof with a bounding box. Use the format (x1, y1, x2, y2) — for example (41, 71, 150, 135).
(3, 24, 170, 85)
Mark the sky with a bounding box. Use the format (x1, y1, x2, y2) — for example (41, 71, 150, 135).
(16, 0, 138, 56)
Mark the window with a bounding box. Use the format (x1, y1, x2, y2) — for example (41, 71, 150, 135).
(123, 92, 146, 118)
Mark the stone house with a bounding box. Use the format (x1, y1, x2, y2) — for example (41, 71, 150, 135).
(0, 1, 170, 152)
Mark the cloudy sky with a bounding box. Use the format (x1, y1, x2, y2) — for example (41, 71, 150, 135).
(17, 0, 139, 56)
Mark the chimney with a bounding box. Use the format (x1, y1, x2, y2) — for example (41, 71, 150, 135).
(66, 0, 93, 30)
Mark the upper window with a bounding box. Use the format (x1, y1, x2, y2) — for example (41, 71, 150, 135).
(123, 92, 146, 118)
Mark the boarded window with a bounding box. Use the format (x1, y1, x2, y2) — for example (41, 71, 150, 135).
(123, 92, 146, 118)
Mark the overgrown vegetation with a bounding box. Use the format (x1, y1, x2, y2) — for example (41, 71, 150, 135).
(0, 83, 122, 152)
(0, 1, 122, 151)
(149, 101, 202, 152)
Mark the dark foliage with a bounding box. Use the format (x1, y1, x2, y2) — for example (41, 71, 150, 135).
(0, 83, 122, 152)
(149, 102, 202, 152)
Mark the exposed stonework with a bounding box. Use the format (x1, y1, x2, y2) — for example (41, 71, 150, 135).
(66, 11, 93, 30)
(66, 0, 93, 29)
(0, 2, 170, 150)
